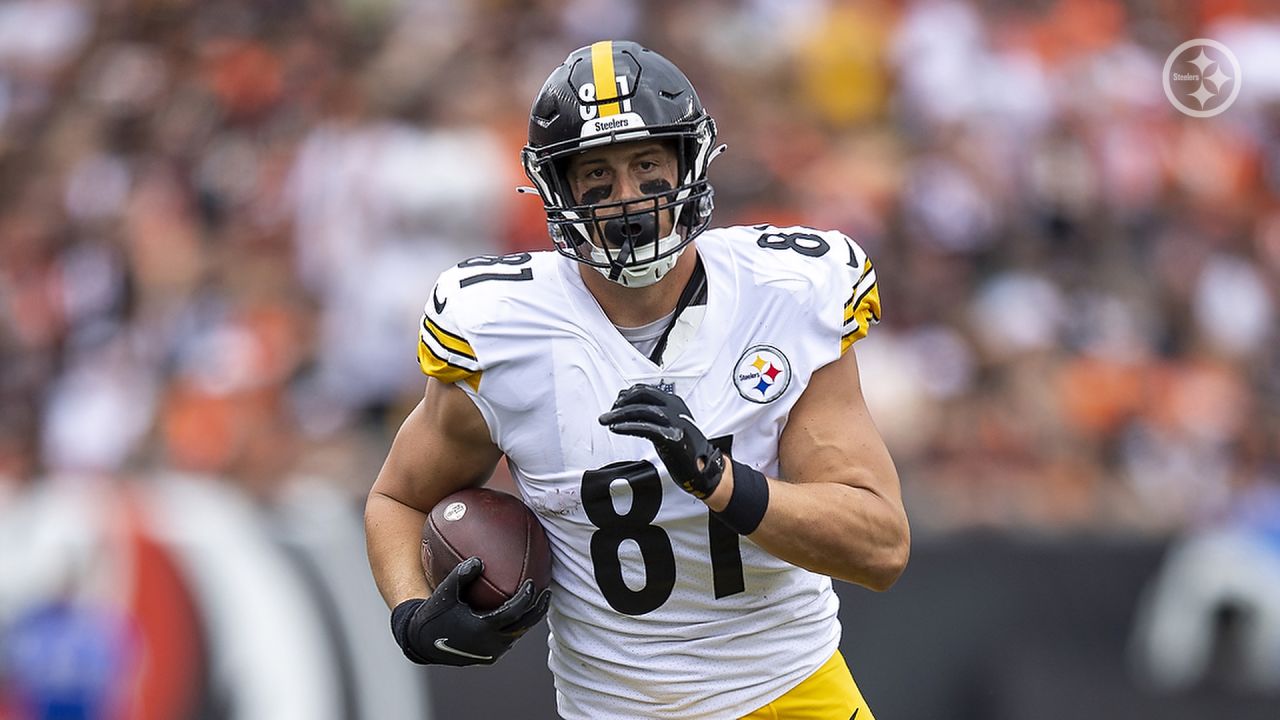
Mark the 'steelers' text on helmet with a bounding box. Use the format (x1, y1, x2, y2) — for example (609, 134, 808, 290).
(521, 41, 724, 288)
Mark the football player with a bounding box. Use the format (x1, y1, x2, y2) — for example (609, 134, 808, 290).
(365, 40, 909, 719)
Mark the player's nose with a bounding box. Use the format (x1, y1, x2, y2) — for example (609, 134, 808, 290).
(594, 174, 647, 218)
(614, 175, 644, 203)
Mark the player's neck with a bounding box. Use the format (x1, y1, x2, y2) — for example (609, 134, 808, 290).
(579, 248, 698, 328)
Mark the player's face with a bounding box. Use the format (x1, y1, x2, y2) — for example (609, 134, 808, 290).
(565, 140, 678, 247)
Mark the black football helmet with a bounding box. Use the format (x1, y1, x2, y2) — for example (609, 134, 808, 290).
(521, 41, 724, 287)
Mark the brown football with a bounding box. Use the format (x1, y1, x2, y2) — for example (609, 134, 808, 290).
(421, 487, 552, 611)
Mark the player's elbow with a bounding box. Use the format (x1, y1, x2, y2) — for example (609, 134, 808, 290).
(863, 518, 910, 592)
(364, 487, 409, 532)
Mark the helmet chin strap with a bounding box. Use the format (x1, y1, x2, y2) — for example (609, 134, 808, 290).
(607, 237, 636, 282)
(588, 228, 686, 288)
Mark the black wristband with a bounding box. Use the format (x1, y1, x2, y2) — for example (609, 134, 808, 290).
(712, 460, 770, 535)
(391, 598, 427, 663)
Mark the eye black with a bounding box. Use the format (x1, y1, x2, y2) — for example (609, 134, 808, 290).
(639, 179, 673, 196)
(581, 185, 612, 205)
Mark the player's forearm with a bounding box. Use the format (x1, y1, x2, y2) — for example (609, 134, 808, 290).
(757, 479, 909, 590)
(708, 464, 910, 590)
(365, 385, 503, 610)
(365, 490, 433, 608)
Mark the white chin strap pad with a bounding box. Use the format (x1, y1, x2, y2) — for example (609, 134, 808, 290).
(589, 229, 686, 288)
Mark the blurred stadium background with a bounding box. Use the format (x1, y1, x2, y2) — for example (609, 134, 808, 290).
(1, 0, 1278, 718)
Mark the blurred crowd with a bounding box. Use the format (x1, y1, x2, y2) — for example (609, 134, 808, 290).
(1, 0, 1279, 536)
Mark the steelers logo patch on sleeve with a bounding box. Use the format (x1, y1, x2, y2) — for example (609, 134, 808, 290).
(733, 345, 791, 403)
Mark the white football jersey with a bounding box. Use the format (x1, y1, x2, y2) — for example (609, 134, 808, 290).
(418, 224, 880, 719)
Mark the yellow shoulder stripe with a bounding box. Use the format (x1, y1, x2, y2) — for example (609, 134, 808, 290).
(418, 339, 481, 391)
(843, 279, 879, 325)
(841, 284, 881, 355)
(423, 316, 477, 361)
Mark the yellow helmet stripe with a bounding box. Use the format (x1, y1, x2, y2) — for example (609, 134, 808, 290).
(590, 40, 621, 117)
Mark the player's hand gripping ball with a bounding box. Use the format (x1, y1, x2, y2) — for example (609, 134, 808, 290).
(421, 488, 552, 610)
(390, 489, 552, 666)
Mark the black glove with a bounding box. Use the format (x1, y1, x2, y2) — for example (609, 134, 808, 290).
(599, 384, 725, 499)
(391, 557, 550, 667)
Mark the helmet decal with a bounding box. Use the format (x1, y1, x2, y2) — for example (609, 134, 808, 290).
(580, 113, 646, 139)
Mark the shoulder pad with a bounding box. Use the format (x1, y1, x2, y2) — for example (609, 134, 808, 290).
(417, 252, 554, 390)
(725, 224, 880, 353)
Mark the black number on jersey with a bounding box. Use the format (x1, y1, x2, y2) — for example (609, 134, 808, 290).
(581, 460, 675, 616)
(457, 253, 534, 287)
(580, 436, 744, 615)
(756, 231, 830, 257)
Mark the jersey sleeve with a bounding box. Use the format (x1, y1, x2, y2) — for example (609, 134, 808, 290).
(836, 235, 881, 354)
(760, 225, 881, 357)
(417, 268, 484, 391)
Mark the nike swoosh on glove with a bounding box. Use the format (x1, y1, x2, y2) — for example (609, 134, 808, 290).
(391, 557, 551, 666)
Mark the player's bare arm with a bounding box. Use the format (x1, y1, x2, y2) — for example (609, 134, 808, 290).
(716, 344, 909, 591)
(601, 343, 908, 592)
(365, 377, 501, 608)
